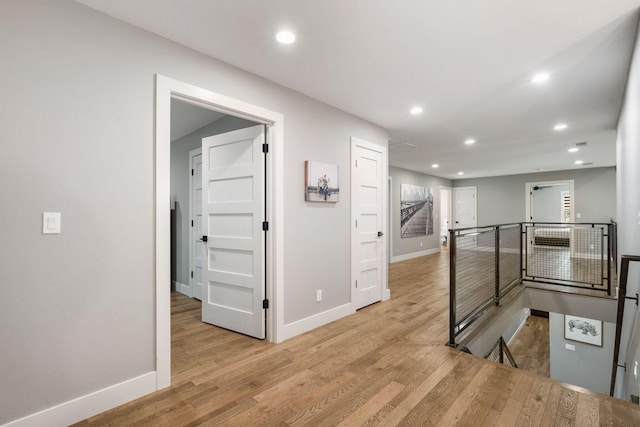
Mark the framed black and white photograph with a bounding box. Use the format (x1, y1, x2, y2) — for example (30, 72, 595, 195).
(564, 314, 602, 346)
(400, 184, 433, 238)
(305, 161, 339, 202)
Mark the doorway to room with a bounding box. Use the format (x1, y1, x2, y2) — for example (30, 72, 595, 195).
(170, 99, 267, 338)
(439, 186, 451, 245)
(525, 180, 574, 223)
(156, 75, 284, 389)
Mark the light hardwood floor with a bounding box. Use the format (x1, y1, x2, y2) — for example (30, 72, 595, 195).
(75, 251, 640, 426)
(509, 315, 551, 378)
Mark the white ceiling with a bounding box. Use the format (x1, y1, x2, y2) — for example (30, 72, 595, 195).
(76, 0, 640, 179)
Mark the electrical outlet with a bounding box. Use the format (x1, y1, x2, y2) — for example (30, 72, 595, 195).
(316, 289, 322, 302)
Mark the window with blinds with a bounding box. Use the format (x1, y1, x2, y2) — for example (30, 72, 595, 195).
(561, 191, 571, 222)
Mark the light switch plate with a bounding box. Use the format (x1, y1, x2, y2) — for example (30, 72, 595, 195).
(565, 343, 575, 351)
(43, 212, 61, 234)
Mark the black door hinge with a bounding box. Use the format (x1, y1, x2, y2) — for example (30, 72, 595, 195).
(263, 221, 269, 231)
(202, 235, 208, 242)
(262, 143, 269, 153)
(190, 271, 194, 278)
(191, 168, 194, 176)
(263, 299, 269, 309)
(191, 220, 193, 227)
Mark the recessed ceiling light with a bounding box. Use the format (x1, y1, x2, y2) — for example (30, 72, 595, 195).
(410, 106, 423, 115)
(568, 147, 579, 153)
(574, 160, 584, 165)
(531, 72, 550, 84)
(464, 138, 476, 145)
(554, 123, 568, 131)
(275, 31, 296, 44)
(432, 163, 439, 168)
(457, 172, 464, 176)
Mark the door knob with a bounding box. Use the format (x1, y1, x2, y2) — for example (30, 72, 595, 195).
(377, 231, 384, 237)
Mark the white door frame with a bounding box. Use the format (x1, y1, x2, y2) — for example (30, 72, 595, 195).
(388, 176, 393, 261)
(439, 185, 452, 238)
(155, 75, 285, 390)
(350, 137, 390, 304)
(525, 179, 574, 222)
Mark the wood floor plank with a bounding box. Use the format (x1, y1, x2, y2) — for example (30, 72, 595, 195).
(515, 377, 553, 426)
(72, 251, 640, 427)
(435, 362, 498, 426)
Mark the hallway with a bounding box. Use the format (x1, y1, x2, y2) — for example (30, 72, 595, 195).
(75, 252, 640, 426)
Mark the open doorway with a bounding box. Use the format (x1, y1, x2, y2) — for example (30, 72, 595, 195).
(525, 180, 574, 223)
(439, 186, 451, 246)
(170, 99, 259, 301)
(155, 75, 284, 389)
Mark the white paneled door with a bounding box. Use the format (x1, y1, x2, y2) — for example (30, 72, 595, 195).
(352, 138, 385, 310)
(453, 186, 477, 229)
(190, 149, 203, 300)
(201, 125, 266, 339)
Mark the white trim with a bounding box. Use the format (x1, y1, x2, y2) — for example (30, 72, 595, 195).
(390, 247, 440, 263)
(4, 372, 156, 427)
(388, 176, 393, 262)
(155, 75, 286, 395)
(570, 252, 609, 260)
(439, 185, 452, 238)
(279, 303, 355, 342)
(174, 280, 192, 298)
(350, 137, 389, 307)
(525, 179, 575, 223)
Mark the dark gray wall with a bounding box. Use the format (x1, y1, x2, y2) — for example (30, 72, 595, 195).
(453, 167, 616, 226)
(389, 166, 452, 259)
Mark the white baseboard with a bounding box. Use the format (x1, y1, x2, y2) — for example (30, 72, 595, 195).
(570, 253, 608, 260)
(390, 247, 440, 263)
(175, 281, 192, 298)
(279, 303, 355, 342)
(4, 372, 156, 427)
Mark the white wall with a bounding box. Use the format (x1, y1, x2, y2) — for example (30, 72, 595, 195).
(616, 14, 640, 400)
(389, 166, 452, 261)
(454, 167, 616, 225)
(0, 0, 387, 423)
(549, 313, 614, 395)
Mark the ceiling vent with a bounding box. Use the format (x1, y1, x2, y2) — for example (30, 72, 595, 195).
(389, 141, 416, 150)
(575, 141, 587, 146)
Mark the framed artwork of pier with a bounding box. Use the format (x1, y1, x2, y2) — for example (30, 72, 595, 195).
(564, 315, 602, 347)
(305, 161, 339, 202)
(400, 183, 433, 238)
